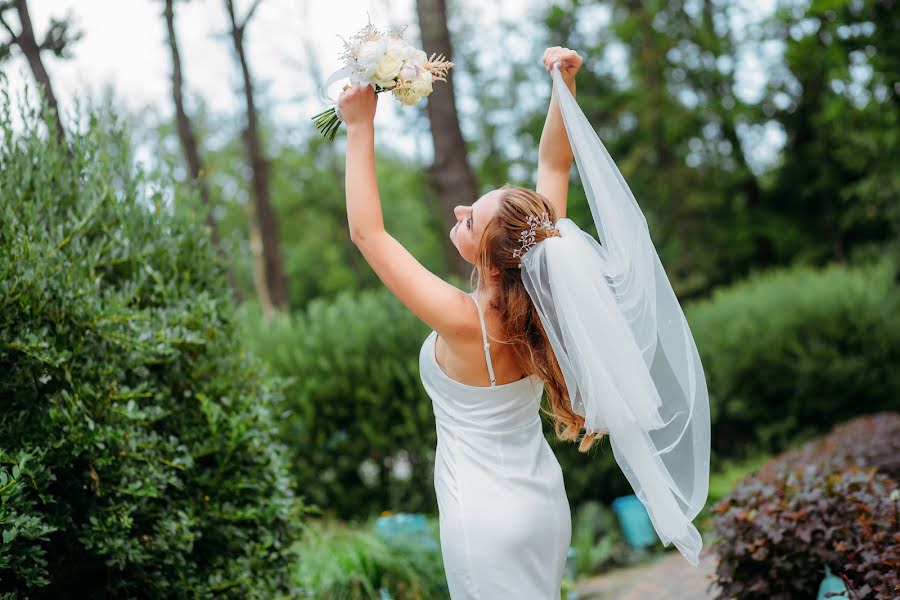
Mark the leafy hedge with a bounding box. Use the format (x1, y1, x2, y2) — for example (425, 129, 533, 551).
(711, 413, 900, 599)
(243, 255, 899, 520)
(0, 89, 307, 596)
(685, 258, 900, 458)
(239, 289, 440, 519)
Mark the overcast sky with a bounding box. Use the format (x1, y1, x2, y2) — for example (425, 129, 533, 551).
(2, 0, 782, 171)
(2, 1, 529, 156)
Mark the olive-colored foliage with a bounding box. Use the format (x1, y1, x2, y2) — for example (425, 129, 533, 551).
(239, 287, 440, 520)
(0, 90, 307, 598)
(711, 413, 900, 599)
(685, 257, 900, 459)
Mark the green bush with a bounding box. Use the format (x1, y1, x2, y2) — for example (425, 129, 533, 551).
(686, 258, 900, 459)
(0, 88, 307, 597)
(293, 516, 447, 599)
(239, 288, 439, 519)
(244, 255, 900, 520)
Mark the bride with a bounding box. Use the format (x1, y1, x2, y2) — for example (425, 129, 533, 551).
(338, 46, 710, 598)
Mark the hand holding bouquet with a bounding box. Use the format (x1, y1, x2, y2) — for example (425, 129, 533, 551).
(311, 18, 455, 141)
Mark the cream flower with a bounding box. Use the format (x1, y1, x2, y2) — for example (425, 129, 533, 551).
(373, 53, 403, 86)
(410, 70, 433, 96)
(392, 83, 423, 106)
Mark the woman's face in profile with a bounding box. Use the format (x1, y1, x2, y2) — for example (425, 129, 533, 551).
(450, 189, 501, 264)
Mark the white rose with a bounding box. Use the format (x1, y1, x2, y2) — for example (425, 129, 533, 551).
(410, 70, 433, 97)
(373, 54, 403, 86)
(357, 39, 387, 79)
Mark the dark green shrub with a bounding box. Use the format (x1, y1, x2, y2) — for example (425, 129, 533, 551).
(686, 258, 900, 459)
(239, 289, 439, 519)
(0, 87, 307, 597)
(711, 413, 900, 599)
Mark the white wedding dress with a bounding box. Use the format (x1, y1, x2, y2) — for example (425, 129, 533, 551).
(419, 289, 572, 599)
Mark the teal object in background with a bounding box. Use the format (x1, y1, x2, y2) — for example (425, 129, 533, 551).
(564, 546, 579, 600)
(374, 512, 438, 551)
(374, 513, 442, 600)
(612, 494, 658, 548)
(817, 564, 848, 599)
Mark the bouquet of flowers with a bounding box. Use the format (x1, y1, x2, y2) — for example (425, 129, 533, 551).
(311, 18, 454, 141)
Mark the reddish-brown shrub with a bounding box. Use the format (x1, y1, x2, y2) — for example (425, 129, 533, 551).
(711, 412, 900, 599)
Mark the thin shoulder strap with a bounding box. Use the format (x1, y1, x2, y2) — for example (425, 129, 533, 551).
(471, 289, 497, 387)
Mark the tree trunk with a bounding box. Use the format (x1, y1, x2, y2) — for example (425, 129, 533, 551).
(13, 0, 65, 145)
(415, 0, 479, 281)
(164, 0, 219, 246)
(225, 0, 288, 310)
(245, 200, 275, 316)
(163, 0, 242, 302)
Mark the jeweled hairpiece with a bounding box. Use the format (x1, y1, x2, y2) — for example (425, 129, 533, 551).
(513, 211, 556, 265)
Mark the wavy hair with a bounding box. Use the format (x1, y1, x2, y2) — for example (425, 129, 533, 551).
(470, 183, 604, 453)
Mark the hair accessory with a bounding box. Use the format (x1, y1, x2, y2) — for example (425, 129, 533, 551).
(513, 211, 556, 264)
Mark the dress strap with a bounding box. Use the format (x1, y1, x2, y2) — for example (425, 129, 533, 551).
(471, 289, 497, 387)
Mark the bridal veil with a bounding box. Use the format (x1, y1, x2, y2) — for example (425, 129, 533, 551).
(519, 62, 711, 566)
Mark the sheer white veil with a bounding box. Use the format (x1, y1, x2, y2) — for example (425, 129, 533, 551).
(520, 63, 711, 566)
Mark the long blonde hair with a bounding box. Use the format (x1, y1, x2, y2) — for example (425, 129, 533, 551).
(470, 183, 604, 453)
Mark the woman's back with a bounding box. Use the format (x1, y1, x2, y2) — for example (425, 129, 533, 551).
(430, 289, 531, 388)
(418, 289, 571, 599)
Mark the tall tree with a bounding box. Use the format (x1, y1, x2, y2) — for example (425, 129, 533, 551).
(162, 0, 242, 301)
(761, 0, 898, 266)
(224, 0, 288, 312)
(164, 0, 219, 246)
(416, 0, 480, 280)
(0, 0, 79, 145)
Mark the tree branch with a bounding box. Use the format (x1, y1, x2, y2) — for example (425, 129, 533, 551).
(241, 0, 264, 29)
(224, 0, 238, 29)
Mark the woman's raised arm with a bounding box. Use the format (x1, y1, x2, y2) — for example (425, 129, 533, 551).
(536, 47, 583, 220)
(337, 83, 479, 338)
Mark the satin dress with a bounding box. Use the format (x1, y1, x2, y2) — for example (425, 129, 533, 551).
(418, 289, 571, 599)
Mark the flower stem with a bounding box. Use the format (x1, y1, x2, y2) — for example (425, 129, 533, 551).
(310, 85, 390, 141)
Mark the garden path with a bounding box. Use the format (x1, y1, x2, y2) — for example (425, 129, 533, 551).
(574, 547, 719, 599)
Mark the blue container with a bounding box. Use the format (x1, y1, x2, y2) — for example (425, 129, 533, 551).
(817, 564, 848, 599)
(374, 512, 438, 551)
(611, 495, 658, 548)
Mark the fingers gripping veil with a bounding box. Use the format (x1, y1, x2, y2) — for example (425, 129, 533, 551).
(520, 64, 711, 566)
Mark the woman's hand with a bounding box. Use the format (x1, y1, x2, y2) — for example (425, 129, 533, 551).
(543, 47, 583, 85)
(338, 82, 379, 131)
